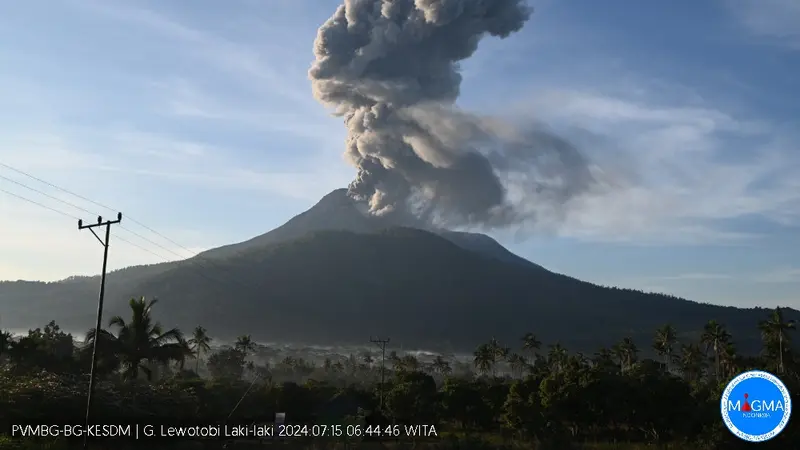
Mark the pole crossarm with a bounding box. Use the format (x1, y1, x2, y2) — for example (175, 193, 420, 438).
(78, 213, 122, 230)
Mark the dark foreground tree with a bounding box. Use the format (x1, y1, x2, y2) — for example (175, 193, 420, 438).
(85, 297, 185, 380)
(189, 325, 212, 373)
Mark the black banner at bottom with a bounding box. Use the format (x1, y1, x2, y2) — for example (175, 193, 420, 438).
(2, 422, 442, 443)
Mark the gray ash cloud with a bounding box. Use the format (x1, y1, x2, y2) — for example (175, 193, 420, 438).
(309, 0, 596, 230)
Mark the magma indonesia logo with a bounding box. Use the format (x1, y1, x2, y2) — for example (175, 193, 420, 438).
(721, 370, 792, 442)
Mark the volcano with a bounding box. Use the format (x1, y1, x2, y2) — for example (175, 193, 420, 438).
(0, 189, 796, 353)
(199, 188, 545, 271)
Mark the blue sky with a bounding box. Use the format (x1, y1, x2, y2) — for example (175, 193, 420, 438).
(0, 0, 798, 309)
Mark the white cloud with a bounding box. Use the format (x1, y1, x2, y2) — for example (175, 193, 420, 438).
(513, 86, 800, 245)
(608, 268, 800, 289)
(660, 273, 735, 281)
(725, 0, 800, 49)
(94, 164, 351, 202)
(69, 0, 315, 106)
(752, 267, 800, 284)
(0, 133, 100, 172)
(108, 129, 213, 161)
(148, 78, 341, 144)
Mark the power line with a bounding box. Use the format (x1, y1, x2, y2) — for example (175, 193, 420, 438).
(0, 173, 96, 216)
(1, 162, 116, 215)
(118, 225, 192, 261)
(1, 162, 213, 260)
(0, 178, 180, 260)
(0, 187, 80, 220)
(0, 186, 245, 302)
(0, 162, 257, 281)
(114, 225, 267, 294)
(0, 162, 278, 321)
(0, 171, 185, 261)
(0, 164, 207, 259)
(115, 235, 169, 260)
(0, 187, 150, 254)
(1, 167, 194, 260)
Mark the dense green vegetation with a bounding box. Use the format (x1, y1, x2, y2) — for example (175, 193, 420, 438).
(0, 297, 797, 449)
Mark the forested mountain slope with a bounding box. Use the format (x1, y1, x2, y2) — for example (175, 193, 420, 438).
(1, 192, 796, 354)
(114, 228, 797, 353)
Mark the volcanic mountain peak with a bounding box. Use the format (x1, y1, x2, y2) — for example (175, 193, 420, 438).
(306, 188, 362, 215)
(199, 189, 544, 270)
(2, 189, 798, 353)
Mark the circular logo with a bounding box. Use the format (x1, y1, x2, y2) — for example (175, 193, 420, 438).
(721, 370, 792, 442)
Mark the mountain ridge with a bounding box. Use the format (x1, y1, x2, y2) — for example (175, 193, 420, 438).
(197, 188, 545, 270)
(1, 189, 797, 353)
(110, 226, 798, 353)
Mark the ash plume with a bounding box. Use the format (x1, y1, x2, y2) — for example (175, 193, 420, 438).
(309, 0, 596, 230)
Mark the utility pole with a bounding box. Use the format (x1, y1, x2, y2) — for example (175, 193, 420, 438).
(370, 336, 390, 411)
(79, 213, 122, 450)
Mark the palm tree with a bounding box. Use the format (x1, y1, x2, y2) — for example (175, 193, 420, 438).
(488, 338, 509, 376)
(174, 336, 194, 371)
(719, 342, 738, 379)
(473, 343, 494, 376)
(507, 353, 527, 378)
(547, 343, 569, 373)
(613, 337, 638, 373)
(653, 324, 677, 372)
(188, 326, 212, 373)
(700, 320, 731, 382)
(521, 333, 541, 358)
(679, 343, 705, 384)
(89, 297, 184, 380)
(759, 307, 797, 374)
(234, 335, 256, 355)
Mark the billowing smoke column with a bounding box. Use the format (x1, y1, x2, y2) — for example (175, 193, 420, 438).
(310, 0, 595, 229)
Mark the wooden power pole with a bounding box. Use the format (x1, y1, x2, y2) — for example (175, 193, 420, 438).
(370, 336, 390, 411)
(79, 213, 122, 450)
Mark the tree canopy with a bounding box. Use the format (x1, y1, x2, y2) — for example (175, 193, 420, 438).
(0, 299, 797, 449)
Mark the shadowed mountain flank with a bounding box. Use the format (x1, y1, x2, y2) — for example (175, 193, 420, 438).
(0, 190, 796, 353)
